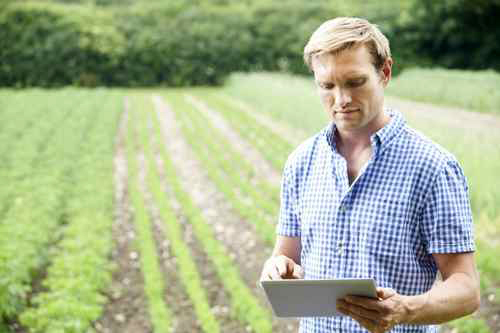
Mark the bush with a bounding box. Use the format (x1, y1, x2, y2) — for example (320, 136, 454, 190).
(388, 0, 500, 72)
(0, 2, 124, 87)
(3, 0, 497, 87)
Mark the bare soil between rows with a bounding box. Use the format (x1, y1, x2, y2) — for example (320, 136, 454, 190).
(153, 95, 299, 332)
(94, 104, 152, 333)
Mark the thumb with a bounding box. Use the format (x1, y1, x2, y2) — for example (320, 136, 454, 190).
(377, 287, 396, 300)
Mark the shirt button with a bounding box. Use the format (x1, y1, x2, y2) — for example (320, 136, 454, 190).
(337, 241, 344, 255)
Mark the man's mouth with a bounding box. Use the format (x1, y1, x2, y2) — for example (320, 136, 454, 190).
(334, 109, 360, 114)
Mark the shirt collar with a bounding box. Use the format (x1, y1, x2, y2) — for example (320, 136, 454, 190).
(324, 108, 406, 156)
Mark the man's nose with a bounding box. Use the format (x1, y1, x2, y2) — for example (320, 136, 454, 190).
(333, 88, 352, 110)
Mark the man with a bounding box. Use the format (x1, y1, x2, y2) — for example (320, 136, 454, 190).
(259, 17, 480, 333)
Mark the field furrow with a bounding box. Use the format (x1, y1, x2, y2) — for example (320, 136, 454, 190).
(184, 93, 282, 187)
(163, 92, 277, 245)
(190, 90, 295, 171)
(94, 107, 153, 333)
(124, 98, 173, 332)
(133, 95, 222, 333)
(152, 94, 298, 332)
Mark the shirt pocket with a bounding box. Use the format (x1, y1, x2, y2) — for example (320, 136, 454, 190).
(363, 198, 411, 258)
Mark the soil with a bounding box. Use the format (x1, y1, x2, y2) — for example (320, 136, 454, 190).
(185, 94, 282, 188)
(152, 95, 300, 332)
(94, 101, 152, 333)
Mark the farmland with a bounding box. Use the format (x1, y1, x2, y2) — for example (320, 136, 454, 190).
(0, 71, 499, 333)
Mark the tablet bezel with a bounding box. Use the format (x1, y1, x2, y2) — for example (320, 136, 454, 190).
(260, 278, 378, 318)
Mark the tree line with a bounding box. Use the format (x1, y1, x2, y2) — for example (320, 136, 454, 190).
(0, 0, 498, 87)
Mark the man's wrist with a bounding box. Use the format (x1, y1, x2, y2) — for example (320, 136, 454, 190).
(401, 294, 427, 324)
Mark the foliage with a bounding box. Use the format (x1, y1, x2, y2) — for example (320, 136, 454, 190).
(390, 0, 500, 72)
(19, 91, 120, 332)
(449, 315, 492, 333)
(0, 2, 124, 87)
(0, 90, 104, 318)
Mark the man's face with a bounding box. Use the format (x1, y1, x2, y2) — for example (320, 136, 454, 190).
(311, 44, 391, 132)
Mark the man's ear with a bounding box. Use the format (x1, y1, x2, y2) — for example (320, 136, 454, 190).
(381, 57, 393, 87)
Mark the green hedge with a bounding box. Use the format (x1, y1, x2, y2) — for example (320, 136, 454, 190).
(2, 0, 497, 87)
(0, 2, 124, 87)
(0, 1, 340, 87)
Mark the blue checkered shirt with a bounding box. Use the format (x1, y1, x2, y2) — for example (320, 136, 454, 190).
(277, 109, 475, 333)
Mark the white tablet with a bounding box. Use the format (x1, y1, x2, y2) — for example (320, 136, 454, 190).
(260, 278, 377, 317)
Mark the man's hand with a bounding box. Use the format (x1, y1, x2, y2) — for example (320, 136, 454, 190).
(260, 255, 304, 281)
(336, 287, 409, 332)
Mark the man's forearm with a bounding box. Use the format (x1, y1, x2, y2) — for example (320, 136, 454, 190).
(403, 272, 480, 325)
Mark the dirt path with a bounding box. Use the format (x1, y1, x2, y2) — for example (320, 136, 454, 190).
(386, 96, 500, 134)
(185, 94, 282, 187)
(94, 102, 152, 333)
(153, 95, 299, 332)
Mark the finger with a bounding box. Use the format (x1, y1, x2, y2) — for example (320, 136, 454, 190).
(276, 257, 288, 277)
(344, 296, 382, 312)
(342, 307, 378, 332)
(292, 264, 304, 279)
(337, 301, 379, 321)
(269, 265, 283, 280)
(377, 287, 396, 300)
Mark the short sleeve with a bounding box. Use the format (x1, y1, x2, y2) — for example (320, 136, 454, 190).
(421, 159, 475, 254)
(276, 157, 301, 237)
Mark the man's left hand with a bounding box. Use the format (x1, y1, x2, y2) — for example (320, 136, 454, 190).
(336, 287, 410, 333)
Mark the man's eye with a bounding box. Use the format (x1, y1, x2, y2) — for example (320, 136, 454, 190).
(321, 83, 334, 89)
(347, 78, 366, 87)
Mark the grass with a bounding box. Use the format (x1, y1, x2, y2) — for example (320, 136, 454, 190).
(388, 68, 500, 115)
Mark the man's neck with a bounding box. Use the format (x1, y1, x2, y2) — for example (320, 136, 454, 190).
(336, 112, 391, 153)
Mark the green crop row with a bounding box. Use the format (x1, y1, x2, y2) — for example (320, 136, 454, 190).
(0, 91, 75, 222)
(19, 91, 121, 332)
(0, 91, 103, 319)
(165, 92, 275, 245)
(132, 95, 221, 333)
(124, 97, 173, 333)
(150, 94, 274, 332)
(0, 91, 44, 160)
(192, 90, 294, 172)
(184, 93, 279, 217)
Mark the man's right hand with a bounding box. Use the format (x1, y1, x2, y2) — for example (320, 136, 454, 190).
(260, 255, 304, 281)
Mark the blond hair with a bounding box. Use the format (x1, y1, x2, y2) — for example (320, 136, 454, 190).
(304, 17, 391, 71)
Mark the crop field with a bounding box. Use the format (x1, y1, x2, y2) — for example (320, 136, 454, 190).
(0, 72, 499, 333)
